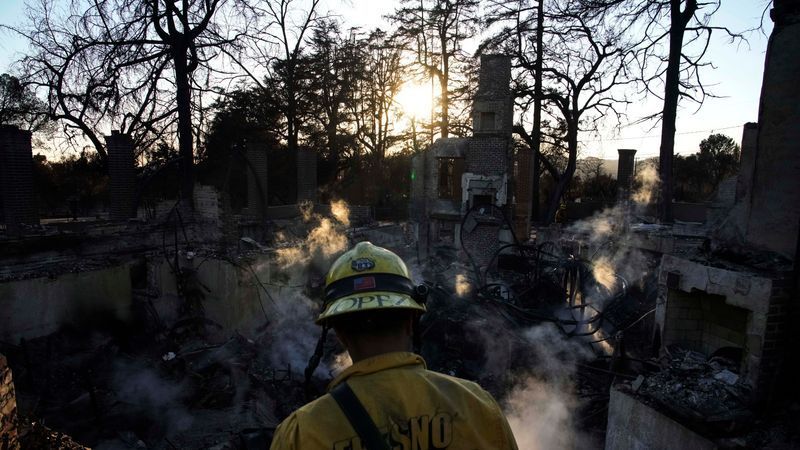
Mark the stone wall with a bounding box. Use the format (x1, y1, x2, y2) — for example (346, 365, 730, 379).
(0, 354, 19, 450)
(0, 125, 38, 234)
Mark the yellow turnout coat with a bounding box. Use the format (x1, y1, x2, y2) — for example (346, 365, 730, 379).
(270, 352, 519, 450)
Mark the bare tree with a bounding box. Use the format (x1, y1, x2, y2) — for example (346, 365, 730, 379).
(578, 0, 741, 222)
(11, 0, 258, 199)
(485, 1, 635, 223)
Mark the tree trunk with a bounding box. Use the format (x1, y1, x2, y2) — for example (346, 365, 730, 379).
(439, 34, 449, 139)
(544, 126, 578, 224)
(658, 0, 696, 223)
(173, 42, 194, 201)
(531, 0, 544, 223)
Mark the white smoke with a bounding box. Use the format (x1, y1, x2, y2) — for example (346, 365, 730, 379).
(504, 323, 593, 450)
(111, 361, 194, 435)
(264, 200, 353, 375)
(565, 163, 662, 303)
(275, 200, 350, 280)
(260, 286, 326, 374)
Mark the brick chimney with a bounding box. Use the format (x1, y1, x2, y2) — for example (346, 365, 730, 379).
(105, 131, 136, 220)
(0, 125, 38, 234)
(617, 149, 637, 201)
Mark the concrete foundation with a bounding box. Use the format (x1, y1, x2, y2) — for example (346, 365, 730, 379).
(605, 386, 716, 450)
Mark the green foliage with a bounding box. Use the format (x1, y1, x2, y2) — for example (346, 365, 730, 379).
(674, 133, 740, 202)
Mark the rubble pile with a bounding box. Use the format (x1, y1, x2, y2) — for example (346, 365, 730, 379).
(1, 320, 325, 449)
(622, 346, 800, 448)
(636, 347, 753, 428)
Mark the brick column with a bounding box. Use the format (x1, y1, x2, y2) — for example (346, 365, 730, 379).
(105, 131, 136, 220)
(296, 148, 317, 203)
(245, 141, 268, 219)
(0, 354, 19, 449)
(617, 149, 637, 202)
(0, 125, 38, 234)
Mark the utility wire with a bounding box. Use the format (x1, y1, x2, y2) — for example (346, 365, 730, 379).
(582, 124, 743, 143)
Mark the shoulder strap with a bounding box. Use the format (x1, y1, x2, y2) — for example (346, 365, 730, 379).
(330, 382, 390, 450)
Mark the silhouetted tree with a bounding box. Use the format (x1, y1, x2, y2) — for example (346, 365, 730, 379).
(487, 1, 636, 223)
(0, 73, 49, 131)
(389, 0, 479, 139)
(577, 0, 741, 222)
(13, 0, 261, 200)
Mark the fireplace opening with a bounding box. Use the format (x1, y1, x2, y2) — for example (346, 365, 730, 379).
(664, 289, 749, 370)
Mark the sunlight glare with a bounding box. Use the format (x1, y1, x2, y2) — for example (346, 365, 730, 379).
(396, 81, 433, 120)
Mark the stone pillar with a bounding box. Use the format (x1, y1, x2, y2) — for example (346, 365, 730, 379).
(736, 122, 759, 202)
(0, 125, 38, 234)
(105, 131, 136, 220)
(245, 141, 268, 219)
(296, 148, 317, 203)
(744, 2, 800, 258)
(617, 149, 637, 201)
(0, 354, 19, 449)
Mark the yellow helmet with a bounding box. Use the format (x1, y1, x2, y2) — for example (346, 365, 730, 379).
(317, 241, 427, 324)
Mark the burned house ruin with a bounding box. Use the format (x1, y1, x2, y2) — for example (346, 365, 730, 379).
(0, 3, 798, 448)
(411, 55, 519, 265)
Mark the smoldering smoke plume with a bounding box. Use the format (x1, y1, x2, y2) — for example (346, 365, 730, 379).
(265, 200, 353, 375)
(111, 361, 194, 435)
(330, 199, 351, 227)
(631, 163, 659, 205)
(275, 200, 351, 283)
(504, 323, 593, 450)
(566, 162, 661, 299)
(261, 286, 329, 374)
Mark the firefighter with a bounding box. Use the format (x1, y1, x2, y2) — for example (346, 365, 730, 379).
(270, 241, 519, 450)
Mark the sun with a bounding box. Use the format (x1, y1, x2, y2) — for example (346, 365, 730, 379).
(396, 81, 434, 120)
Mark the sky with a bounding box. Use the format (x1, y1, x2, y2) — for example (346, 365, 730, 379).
(0, 0, 774, 159)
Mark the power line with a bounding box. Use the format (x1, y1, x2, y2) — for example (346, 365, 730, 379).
(583, 124, 743, 143)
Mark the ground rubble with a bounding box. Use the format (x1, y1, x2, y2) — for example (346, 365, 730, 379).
(622, 345, 800, 449)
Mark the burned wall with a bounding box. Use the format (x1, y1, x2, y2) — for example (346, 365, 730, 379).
(605, 387, 715, 450)
(656, 255, 792, 400)
(743, 3, 800, 258)
(152, 255, 274, 335)
(0, 265, 133, 343)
